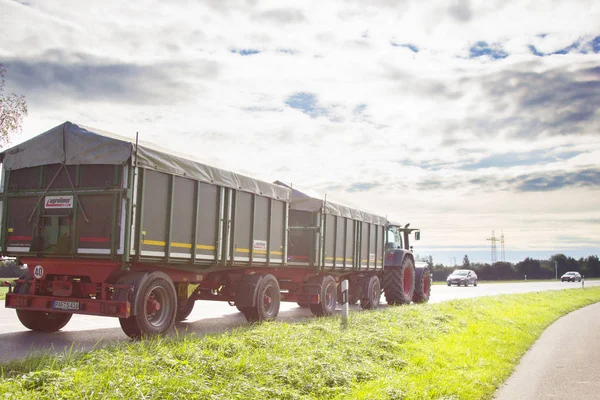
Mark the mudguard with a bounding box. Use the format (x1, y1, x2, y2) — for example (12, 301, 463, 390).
(386, 249, 413, 267)
(235, 274, 264, 308)
(114, 272, 149, 316)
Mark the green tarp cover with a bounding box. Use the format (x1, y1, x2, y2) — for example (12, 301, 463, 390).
(0, 122, 290, 201)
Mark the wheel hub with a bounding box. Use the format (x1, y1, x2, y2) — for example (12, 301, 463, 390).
(146, 294, 161, 316)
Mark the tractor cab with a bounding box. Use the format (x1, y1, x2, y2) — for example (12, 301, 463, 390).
(386, 223, 420, 251)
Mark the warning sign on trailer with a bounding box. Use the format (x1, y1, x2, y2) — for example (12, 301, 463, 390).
(45, 195, 74, 209)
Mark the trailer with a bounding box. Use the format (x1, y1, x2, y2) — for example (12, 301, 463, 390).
(0, 122, 430, 338)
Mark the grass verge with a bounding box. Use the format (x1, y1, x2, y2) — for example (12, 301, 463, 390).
(1, 288, 600, 399)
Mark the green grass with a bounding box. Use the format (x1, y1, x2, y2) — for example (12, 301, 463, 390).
(1, 288, 600, 399)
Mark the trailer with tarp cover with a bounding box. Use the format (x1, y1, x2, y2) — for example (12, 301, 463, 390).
(0, 122, 429, 337)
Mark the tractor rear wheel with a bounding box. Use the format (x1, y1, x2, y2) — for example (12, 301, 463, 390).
(412, 267, 431, 303)
(384, 257, 415, 305)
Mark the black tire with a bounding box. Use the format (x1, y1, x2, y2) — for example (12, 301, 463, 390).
(474, 280, 478, 287)
(243, 274, 280, 323)
(13, 270, 73, 332)
(447, 282, 451, 286)
(16, 310, 72, 332)
(360, 275, 381, 310)
(308, 275, 336, 317)
(119, 271, 177, 338)
(175, 298, 195, 322)
(383, 257, 415, 305)
(412, 267, 431, 303)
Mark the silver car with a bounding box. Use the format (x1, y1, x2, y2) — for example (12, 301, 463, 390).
(447, 269, 478, 287)
(560, 271, 582, 282)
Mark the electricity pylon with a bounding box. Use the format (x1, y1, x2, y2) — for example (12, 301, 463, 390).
(486, 230, 497, 263)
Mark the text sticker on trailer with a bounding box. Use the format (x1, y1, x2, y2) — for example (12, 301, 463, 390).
(45, 195, 74, 209)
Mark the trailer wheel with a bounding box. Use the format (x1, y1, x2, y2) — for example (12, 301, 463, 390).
(360, 275, 381, 310)
(412, 267, 431, 303)
(119, 271, 177, 338)
(16, 310, 73, 332)
(175, 299, 195, 322)
(308, 275, 336, 317)
(383, 256, 415, 305)
(243, 274, 281, 323)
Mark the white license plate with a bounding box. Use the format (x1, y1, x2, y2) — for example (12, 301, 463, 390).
(52, 300, 80, 311)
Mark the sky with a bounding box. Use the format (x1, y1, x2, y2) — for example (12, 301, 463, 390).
(1, 0, 599, 265)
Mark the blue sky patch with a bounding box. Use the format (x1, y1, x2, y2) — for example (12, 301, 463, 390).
(469, 41, 508, 59)
(588, 36, 600, 53)
(391, 42, 419, 52)
(284, 92, 328, 118)
(527, 37, 600, 56)
(231, 48, 260, 56)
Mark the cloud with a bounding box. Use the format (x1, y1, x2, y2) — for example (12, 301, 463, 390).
(346, 182, 381, 192)
(459, 149, 584, 170)
(252, 9, 306, 24)
(464, 63, 600, 138)
(3, 55, 219, 106)
(448, 0, 473, 22)
(515, 169, 600, 192)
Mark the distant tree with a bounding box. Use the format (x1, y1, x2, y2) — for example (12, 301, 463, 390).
(462, 254, 470, 267)
(0, 63, 28, 148)
(516, 257, 544, 279)
(581, 255, 600, 278)
(0, 259, 25, 278)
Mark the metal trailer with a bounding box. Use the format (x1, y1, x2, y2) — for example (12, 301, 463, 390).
(0, 122, 430, 338)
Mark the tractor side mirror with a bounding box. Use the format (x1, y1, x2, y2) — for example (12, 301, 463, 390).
(414, 231, 421, 240)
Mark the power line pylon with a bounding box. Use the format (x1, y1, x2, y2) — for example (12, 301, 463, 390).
(500, 230, 505, 262)
(486, 230, 497, 264)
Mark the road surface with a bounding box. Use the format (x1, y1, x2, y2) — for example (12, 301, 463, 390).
(0, 280, 597, 362)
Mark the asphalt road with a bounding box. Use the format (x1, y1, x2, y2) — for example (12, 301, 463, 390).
(1, 280, 597, 362)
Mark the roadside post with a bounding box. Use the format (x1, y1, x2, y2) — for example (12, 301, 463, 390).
(524, 275, 527, 282)
(341, 279, 349, 329)
(582, 275, 585, 289)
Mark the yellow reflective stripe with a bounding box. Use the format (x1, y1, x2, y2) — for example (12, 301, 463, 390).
(143, 240, 166, 246)
(325, 257, 345, 261)
(143, 240, 215, 251)
(254, 250, 283, 255)
(236, 248, 283, 255)
(171, 242, 192, 249)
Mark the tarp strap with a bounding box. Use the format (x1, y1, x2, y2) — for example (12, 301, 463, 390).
(64, 165, 89, 223)
(27, 164, 66, 223)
